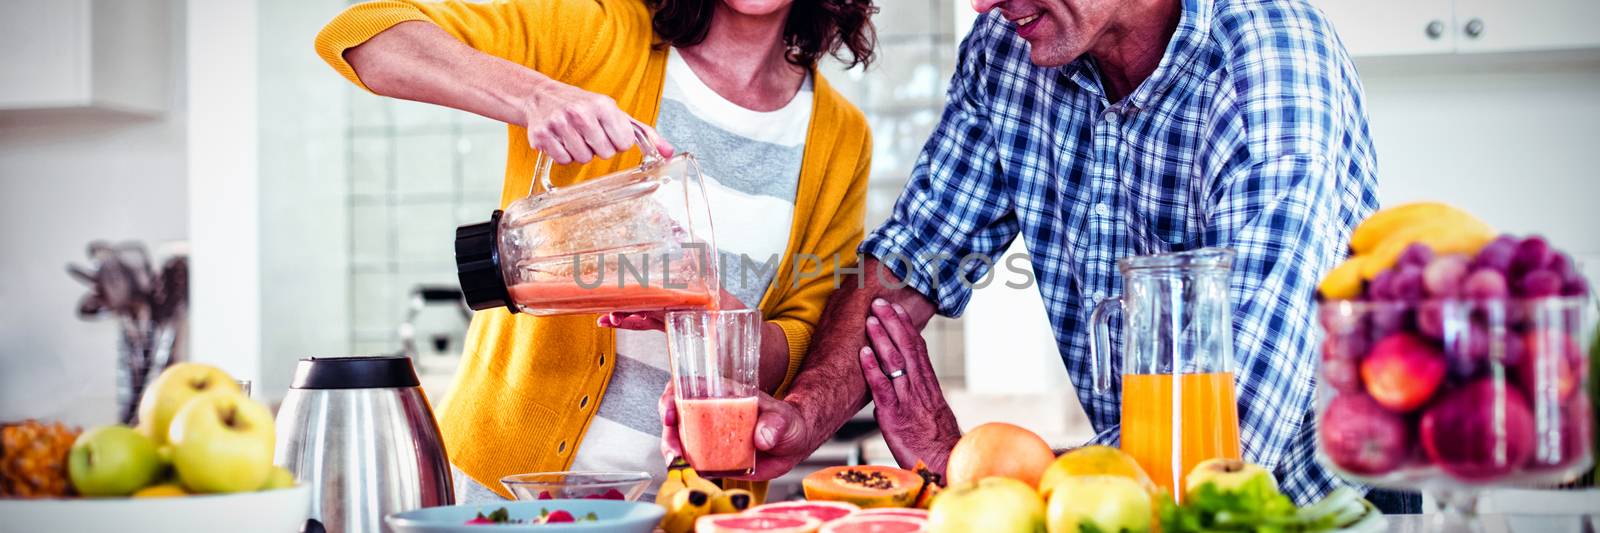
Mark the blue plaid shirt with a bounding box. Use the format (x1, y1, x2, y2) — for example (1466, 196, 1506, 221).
(860, 0, 1379, 504)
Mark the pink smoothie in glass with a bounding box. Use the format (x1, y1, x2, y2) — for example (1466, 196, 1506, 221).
(677, 396, 757, 477)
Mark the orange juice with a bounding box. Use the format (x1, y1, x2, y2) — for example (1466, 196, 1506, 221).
(1120, 372, 1242, 500)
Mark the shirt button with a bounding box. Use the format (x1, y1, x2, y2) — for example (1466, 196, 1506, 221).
(1094, 203, 1111, 216)
(1104, 111, 1119, 125)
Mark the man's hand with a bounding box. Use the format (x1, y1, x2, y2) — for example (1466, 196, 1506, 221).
(859, 298, 962, 474)
(658, 384, 816, 481)
(521, 78, 673, 164)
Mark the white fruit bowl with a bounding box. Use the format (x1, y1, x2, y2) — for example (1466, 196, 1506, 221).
(0, 484, 310, 533)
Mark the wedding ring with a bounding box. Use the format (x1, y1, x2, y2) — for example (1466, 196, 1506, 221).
(886, 369, 906, 379)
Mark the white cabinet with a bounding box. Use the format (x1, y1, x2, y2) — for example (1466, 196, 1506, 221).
(1315, 0, 1456, 57)
(0, 0, 172, 114)
(1454, 0, 1600, 54)
(1311, 0, 1600, 57)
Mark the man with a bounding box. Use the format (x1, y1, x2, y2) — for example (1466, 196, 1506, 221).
(661, 0, 1392, 510)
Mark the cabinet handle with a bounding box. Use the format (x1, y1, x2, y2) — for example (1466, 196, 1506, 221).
(1464, 18, 1484, 38)
(1425, 20, 1444, 39)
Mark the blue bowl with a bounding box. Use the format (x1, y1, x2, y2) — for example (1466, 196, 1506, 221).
(386, 499, 665, 533)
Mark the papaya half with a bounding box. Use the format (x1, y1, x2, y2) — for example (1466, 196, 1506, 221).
(802, 465, 924, 509)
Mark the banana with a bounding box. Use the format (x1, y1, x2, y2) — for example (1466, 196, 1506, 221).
(655, 465, 687, 506)
(1348, 202, 1488, 255)
(1358, 221, 1495, 279)
(671, 458, 721, 496)
(710, 488, 754, 514)
(660, 488, 712, 533)
(1318, 256, 1366, 300)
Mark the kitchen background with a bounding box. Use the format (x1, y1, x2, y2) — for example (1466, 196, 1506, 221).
(2, 0, 1598, 511)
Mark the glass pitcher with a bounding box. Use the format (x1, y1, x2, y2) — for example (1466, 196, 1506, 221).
(454, 122, 719, 316)
(1089, 247, 1242, 500)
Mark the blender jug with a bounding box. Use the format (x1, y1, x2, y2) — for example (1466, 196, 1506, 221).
(455, 122, 719, 316)
(1088, 247, 1243, 499)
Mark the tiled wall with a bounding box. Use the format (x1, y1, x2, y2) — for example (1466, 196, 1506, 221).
(342, 0, 970, 384)
(345, 97, 506, 355)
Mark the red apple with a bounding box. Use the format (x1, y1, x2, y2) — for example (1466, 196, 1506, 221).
(1361, 333, 1446, 413)
(1420, 379, 1535, 480)
(1517, 330, 1580, 402)
(1320, 393, 1409, 476)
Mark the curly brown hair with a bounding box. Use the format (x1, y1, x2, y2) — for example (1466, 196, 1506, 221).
(645, 0, 878, 69)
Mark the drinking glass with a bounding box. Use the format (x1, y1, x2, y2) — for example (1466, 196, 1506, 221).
(666, 309, 760, 478)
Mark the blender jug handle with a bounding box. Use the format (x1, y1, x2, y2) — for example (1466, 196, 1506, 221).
(1089, 296, 1123, 393)
(529, 119, 663, 195)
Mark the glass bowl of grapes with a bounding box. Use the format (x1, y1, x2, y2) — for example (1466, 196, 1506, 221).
(1315, 235, 1594, 530)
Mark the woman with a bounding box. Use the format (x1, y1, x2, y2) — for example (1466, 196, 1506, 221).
(315, 0, 875, 502)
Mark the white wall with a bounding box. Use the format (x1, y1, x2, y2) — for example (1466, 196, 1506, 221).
(255, 0, 351, 402)
(186, 0, 262, 390)
(0, 43, 187, 427)
(1358, 53, 1600, 277)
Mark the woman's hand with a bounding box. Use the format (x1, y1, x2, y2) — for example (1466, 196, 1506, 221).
(522, 78, 673, 164)
(597, 289, 747, 332)
(860, 299, 962, 474)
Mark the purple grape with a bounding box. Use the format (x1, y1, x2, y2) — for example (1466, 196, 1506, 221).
(1323, 329, 1371, 362)
(1443, 320, 1489, 378)
(1563, 277, 1590, 297)
(1473, 236, 1517, 273)
(1511, 236, 1553, 276)
(1423, 254, 1470, 297)
(1417, 299, 1446, 339)
(1517, 269, 1563, 298)
(1493, 329, 1526, 368)
(1390, 264, 1427, 301)
(1550, 252, 1577, 281)
(1462, 268, 1509, 299)
(1371, 305, 1409, 339)
(1398, 242, 1435, 268)
(1369, 269, 1397, 300)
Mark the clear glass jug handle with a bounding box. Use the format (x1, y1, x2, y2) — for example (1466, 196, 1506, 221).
(529, 118, 663, 195)
(1089, 295, 1123, 393)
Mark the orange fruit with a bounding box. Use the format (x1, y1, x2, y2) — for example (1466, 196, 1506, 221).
(944, 423, 1054, 488)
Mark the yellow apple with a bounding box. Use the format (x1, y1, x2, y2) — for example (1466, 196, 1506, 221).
(137, 363, 241, 445)
(1185, 458, 1275, 501)
(168, 390, 275, 493)
(1038, 445, 1156, 500)
(1046, 475, 1153, 533)
(260, 465, 296, 490)
(67, 425, 163, 496)
(929, 476, 1046, 533)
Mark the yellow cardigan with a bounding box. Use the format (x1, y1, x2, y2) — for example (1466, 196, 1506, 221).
(316, 0, 869, 499)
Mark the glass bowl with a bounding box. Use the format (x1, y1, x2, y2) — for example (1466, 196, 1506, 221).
(500, 471, 653, 502)
(1316, 296, 1594, 530)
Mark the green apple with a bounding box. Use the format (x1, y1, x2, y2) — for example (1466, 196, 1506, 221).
(260, 465, 295, 490)
(168, 389, 275, 493)
(1184, 458, 1276, 500)
(1046, 475, 1153, 533)
(929, 477, 1046, 533)
(68, 425, 163, 496)
(137, 363, 241, 445)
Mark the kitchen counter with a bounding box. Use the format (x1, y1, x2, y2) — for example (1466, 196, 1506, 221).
(1384, 514, 1598, 532)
